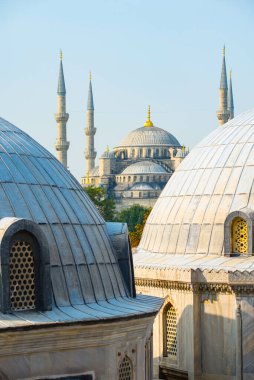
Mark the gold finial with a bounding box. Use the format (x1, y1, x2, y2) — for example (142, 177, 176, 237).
(106, 145, 110, 153)
(144, 105, 154, 127)
(60, 49, 63, 61)
(89, 71, 92, 81)
(182, 145, 185, 153)
(222, 45, 225, 57)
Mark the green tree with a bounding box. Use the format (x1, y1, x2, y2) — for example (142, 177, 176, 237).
(115, 204, 150, 232)
(129, 207, 152, 247)
(83, 186, 116, 221)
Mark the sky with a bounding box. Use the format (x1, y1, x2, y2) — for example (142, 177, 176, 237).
(0, 0, 254, 180)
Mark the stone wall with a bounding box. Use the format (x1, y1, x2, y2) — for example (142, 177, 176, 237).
(0, 316, 155, 380)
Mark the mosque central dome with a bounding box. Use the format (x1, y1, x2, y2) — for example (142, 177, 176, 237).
(139, 108, 254, 256)
(115, 106, 181, 149)
(117, 126, 181, 148)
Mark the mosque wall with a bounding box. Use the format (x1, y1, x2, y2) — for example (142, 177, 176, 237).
(115, 197, 157, 211)
(0, 316, 155, 380)
(136, 280, 254, 380)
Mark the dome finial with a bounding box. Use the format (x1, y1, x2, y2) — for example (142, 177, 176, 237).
(144, 105, 154, 127)
(89, 71, 92, 81)
(223, 45, 225, 57)
(60, 49, 63, 61)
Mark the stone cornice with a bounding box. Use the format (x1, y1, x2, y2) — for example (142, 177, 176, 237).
(135, 278, 254, 295)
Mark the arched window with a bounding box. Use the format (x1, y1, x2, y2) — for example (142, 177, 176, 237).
(139, 192, 142, 198)
(231, 217, 248, 254)
(164, 303, 177, 357)
(10, 234, 36, 311)
(140, 176, 143, 182)
(147, 148, 151, 157)
(131, 149, 135, 158)
(0, 218, 51, 313)
(134, 176, 137, 182)
(118, 356, 133, 380)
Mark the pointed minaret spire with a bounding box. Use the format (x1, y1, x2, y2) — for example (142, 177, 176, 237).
(216, 46, 230, 126)
(85, 72, 97, 175)
(54, 50, 70, 168)
(228, 69, 234, 120)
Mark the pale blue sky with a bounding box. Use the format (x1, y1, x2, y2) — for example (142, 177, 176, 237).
(0, 0, 254, 179)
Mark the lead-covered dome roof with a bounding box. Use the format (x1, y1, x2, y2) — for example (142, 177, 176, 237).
(121, 160, 168, 175)
(139, 109, 254, 257)
(116, 126, 181, 148)
(0, 117, 162, 327)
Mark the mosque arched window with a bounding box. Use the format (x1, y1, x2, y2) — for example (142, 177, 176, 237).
(164, 149, 168, 157)
(231, 217, 248, 254)
(139, 149, 143, 158)
(139, 192, 142, 198)
(10, 235, 36, 311)
(224, 211, 254, 256)
(155, 148, 159, 157)
(0, 218, 51, 313)
(147, 148, 151, 157)
(118, 355, 133, 380)
(146, 176, 149, 182)
(131, 149, 135, 158)
(123, 177, 126, 182)
(140, 176, 143, 182)
(134, 176, 137, 182)
(128, 176, 131, 182)
(163, 303, 177, 358)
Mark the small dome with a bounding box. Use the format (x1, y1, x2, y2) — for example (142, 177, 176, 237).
(100, 150, 115, 159)
(130, 183, 154, 191)
(139, 108, 254, 256)
(116, 126, 181, 148)
(121, 161, 168, 175)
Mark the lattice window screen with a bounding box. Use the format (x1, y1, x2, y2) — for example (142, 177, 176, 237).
(118, 356, 133, 380)
(166, 305, 177, 357)
(232, 217, 248, 254)
(10, 240, 36, 311)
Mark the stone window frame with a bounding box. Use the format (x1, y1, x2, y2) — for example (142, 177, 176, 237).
(162, 302, 178, 360)
(224, 209, 254, 256)
(118, 355, 133, 380)
(0, 218, 51, 313)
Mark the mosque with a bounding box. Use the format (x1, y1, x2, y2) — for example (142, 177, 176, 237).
(133, 49, 254, 380)
(54, 52, 188, 211)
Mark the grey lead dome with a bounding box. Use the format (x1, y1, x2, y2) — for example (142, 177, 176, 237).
(0, 117, 161, 325)
(139, 108, 254, 256)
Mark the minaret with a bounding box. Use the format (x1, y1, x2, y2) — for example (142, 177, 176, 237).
(228, 69, 234, 120)
(54, 50, 69, 168)
(216, 46, 230, 126)
(85, 73, 97, 175)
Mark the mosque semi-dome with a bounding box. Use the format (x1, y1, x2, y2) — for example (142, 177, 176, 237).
(117, 126, 181, 148)
(139, 108, 254, 258)
(121, 160, 168, 175)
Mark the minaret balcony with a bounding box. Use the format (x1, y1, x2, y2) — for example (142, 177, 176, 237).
(216, 109, 230, 122)
(54, 113, 69, 123)
(85, 151, 97, 160)
(85, 128, 97, 136)
(55, 140, 70, 151)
